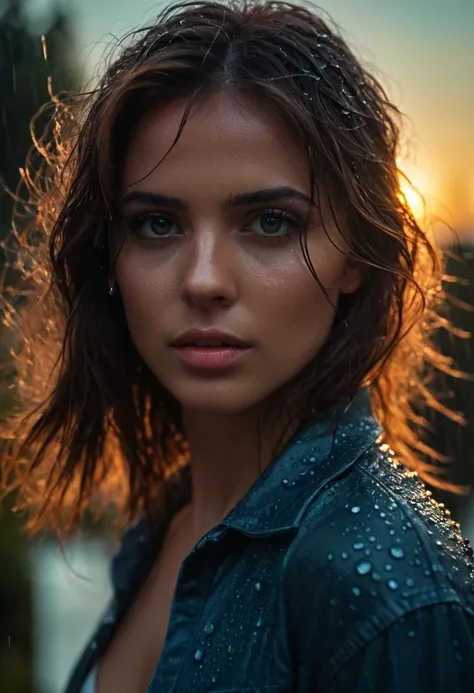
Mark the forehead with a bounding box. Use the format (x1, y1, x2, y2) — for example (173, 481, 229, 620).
(122, 91, 311, 195)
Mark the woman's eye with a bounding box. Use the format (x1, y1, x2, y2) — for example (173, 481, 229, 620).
(247, 210, 299, 238)
(129, 213, 179, 239)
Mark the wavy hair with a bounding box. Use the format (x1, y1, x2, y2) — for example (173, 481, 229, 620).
(0, 0, 463, 535)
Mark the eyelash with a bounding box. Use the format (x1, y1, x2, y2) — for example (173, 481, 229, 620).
(127, 208, 304, 243)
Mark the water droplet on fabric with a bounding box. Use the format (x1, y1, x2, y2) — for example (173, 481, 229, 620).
(387, 579, 399, 590)
(254, 580, 262, 591)
(408, 630, 415, 637)
(372, 572, 381, 582)
(327, 553, 334, 561)
(194, 648, 204, 661)
(356, 559, 372, 575)
(384, 563, 393, 572)
(341, 552, 349, 560)
(352, 586, 361, 596)
(281, 478, 289, 486)
(353, 541, 364, 550)
(204, 622, 215, 635)
(351, 506, 361, 514)
(256, 616, 264, 628)
(389, 547, 405, 559)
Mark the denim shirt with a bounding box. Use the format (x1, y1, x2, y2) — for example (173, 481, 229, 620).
(64, 391, 474, 692)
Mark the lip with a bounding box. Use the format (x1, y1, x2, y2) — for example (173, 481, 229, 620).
(170, 329, 253, 348)
(171, 345, 250, 370)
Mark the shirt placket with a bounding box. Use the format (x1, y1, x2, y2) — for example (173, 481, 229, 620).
(147, 526, 228, 693)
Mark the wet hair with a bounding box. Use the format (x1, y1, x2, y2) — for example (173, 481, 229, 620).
(0, 0, 463, 535)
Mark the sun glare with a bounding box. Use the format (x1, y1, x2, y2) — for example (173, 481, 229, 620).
(399, 181, 426, 220)
(397, 160, 434, 222)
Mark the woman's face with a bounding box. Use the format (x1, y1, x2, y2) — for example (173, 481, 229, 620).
(117, 91, 360, 414)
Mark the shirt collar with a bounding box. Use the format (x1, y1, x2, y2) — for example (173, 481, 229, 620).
(111, 389, 381, 593)
(220, 388, 381, 536)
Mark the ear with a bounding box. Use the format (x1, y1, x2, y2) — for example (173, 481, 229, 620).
(339, 261, 363, 295)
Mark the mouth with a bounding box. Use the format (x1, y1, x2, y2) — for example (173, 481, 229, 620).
(171, 332, 252, 371)
(170, 330, 253, 349)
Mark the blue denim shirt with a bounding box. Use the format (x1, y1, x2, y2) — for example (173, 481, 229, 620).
(64, 391, 474, 692)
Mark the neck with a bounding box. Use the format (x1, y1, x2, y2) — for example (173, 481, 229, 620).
(181, 405, 296, 542)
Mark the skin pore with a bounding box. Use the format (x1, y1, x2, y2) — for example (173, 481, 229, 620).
(116, 90, 361, 545)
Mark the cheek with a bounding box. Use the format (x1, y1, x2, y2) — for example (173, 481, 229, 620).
(115, 250, 169, 342)
(256, 244, 345, 341)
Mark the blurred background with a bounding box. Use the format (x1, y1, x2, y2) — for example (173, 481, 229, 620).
(0, 0, 473, 691)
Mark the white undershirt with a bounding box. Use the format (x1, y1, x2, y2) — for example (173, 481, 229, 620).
(81, 665, 97, 693)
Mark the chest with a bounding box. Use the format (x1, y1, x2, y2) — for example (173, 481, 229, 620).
(96, 520, 194, 693)
(93, 530, 293, 693)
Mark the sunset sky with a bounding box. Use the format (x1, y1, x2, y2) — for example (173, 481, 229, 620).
(36, 0, 473, 237)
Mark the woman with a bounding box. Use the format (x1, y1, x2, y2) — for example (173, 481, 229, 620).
(2, 1, 474, 691)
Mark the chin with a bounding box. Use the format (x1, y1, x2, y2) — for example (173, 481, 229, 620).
(169, 382, 269, 416)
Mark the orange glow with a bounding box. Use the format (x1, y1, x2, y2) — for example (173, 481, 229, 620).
(397, 160, 436, 222)
(399, 181, 426, 220)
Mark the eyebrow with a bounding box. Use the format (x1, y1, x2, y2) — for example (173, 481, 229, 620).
(122, 186, 316, 210)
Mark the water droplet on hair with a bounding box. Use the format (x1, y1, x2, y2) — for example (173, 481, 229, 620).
(256, 616, 264, 628)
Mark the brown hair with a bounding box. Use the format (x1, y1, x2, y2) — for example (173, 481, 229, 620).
(0, 0, 463, 535)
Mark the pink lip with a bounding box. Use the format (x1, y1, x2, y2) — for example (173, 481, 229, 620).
(172, 345, 250, 370)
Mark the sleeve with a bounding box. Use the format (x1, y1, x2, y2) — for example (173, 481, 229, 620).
(325, 603, 474, 693)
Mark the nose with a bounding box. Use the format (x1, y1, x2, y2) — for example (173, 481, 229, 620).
(181, 228, 238, 310)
